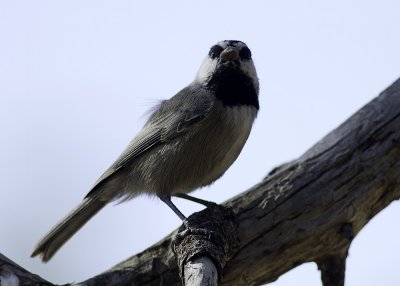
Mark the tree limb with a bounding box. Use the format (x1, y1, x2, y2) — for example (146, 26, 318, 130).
(183, 256, 218, 285)
(0, 253, 53, 286)
(2, 78, 400, 285)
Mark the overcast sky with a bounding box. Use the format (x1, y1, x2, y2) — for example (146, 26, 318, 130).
(1, 1, 400, 285)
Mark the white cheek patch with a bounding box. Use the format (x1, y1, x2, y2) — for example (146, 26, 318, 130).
(195, 57, 218, 83)
(194, 47, 259, 95)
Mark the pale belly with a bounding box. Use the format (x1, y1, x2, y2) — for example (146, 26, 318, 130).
(109, 105, 258, 199)
(172, 105, 257, 194)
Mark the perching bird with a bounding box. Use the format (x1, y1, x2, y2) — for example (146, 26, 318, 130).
(31, 40, 259, 262)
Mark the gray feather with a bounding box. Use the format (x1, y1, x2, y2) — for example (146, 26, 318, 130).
(31, 196, 107, 262)
(86, 84, 214, 198)
(31, 85, 216, 261)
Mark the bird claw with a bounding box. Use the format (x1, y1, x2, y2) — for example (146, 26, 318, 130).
(172, 219, 215, 254)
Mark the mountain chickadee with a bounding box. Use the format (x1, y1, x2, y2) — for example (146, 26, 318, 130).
(31, 40, 259, 262)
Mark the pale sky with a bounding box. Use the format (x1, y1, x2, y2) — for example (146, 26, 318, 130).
(1, 1, 400, 285)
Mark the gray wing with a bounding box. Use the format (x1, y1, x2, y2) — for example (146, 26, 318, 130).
(86, 84, 214, 197)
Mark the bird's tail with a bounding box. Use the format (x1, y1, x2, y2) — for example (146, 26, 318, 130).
(31, 196, 107, 262)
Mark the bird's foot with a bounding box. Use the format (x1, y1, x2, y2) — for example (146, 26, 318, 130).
(172, 219, 216, 254)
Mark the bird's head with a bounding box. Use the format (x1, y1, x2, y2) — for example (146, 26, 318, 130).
(196, 40, 259, 108)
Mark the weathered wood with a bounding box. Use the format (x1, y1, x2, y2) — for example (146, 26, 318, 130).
(184, 257, 218, 286)
(173, 204, 237, 286)
(220, 77, 400, 285)
(1, 78, 400, 285)
(0, 253, 53, 286)
(316, 252, 347, 286)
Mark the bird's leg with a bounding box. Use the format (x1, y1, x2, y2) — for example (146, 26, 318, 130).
(161, 196, 215, 238)
(174, 193, 217, 207)
(161, 196, 187, 221)
(163, 196, 217, 254)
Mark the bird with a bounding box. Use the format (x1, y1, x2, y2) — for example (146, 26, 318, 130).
(31, 40, 260, 262)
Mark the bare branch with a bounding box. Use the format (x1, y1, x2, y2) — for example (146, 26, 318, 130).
(183, 257, 218, 286)
(0, 253, 53, 286)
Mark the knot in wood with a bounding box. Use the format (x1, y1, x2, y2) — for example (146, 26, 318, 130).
(173, 204, 238, 281)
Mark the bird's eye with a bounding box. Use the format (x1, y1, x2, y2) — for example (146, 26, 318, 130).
(239, 47, 252, 60)
(208, 45, 224, 59)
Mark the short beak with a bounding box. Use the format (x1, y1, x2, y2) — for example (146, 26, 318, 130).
(219, 47, 239, 62)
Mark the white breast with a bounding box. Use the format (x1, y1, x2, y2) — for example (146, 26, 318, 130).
(222, 106, 257, 164)
(201, 105, 258, 184)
